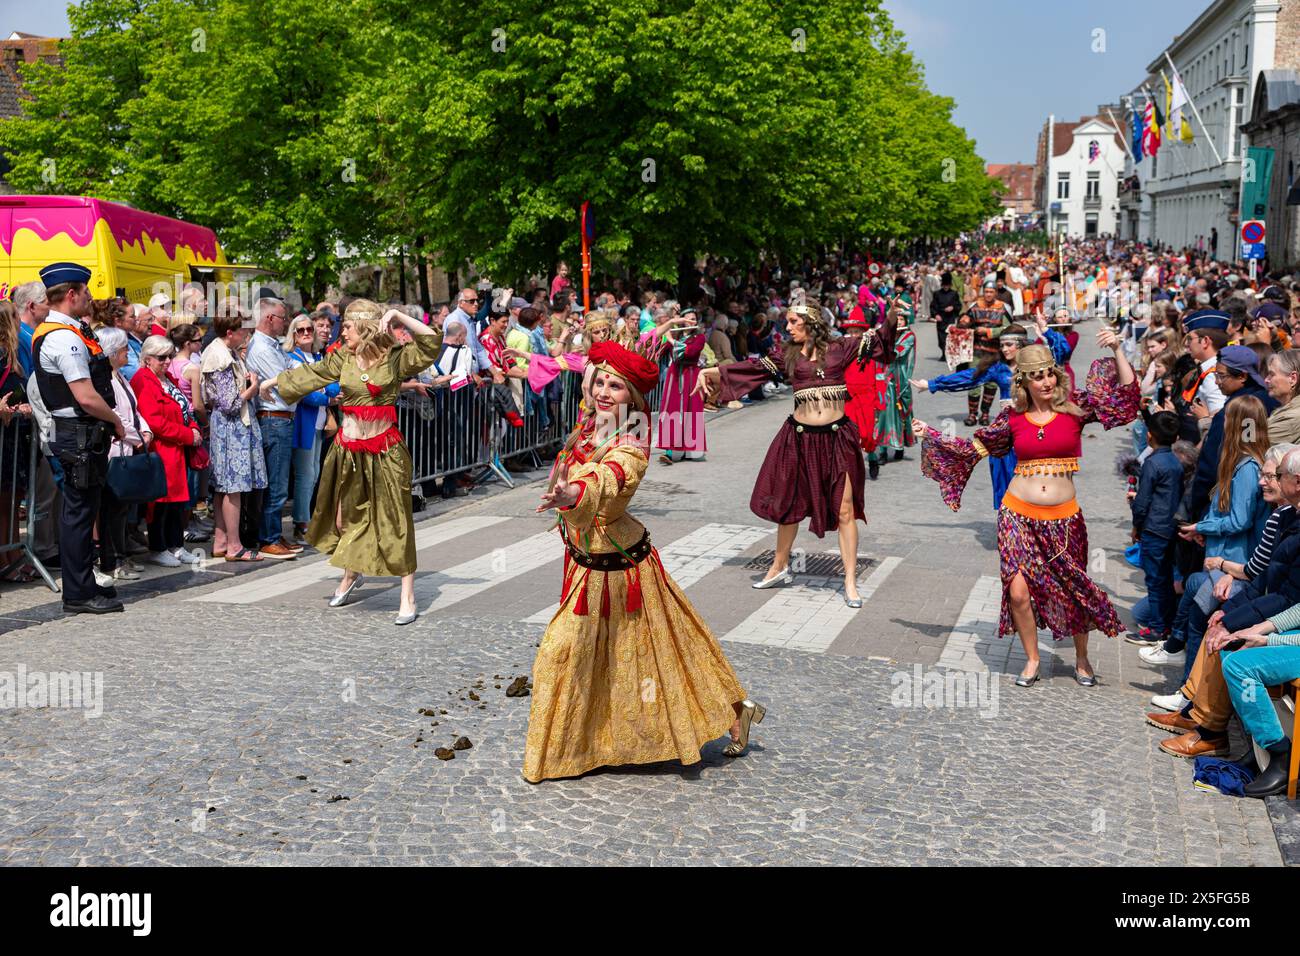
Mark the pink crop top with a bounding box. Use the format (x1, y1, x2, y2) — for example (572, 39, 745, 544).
(1007, 411, 1082, 477)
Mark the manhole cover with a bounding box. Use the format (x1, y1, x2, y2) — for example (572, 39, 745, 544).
(743, 550, 875, 578)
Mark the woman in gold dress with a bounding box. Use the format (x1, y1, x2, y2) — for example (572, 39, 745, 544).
(259, 299, 441, 626)
(524, 341, 765, 783)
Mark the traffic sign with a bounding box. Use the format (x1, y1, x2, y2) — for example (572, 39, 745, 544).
(1242, 241, 1266, 260)
(1241, 220, 1266, 244)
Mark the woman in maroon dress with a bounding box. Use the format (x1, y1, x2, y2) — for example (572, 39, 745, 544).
(698, 297, 894, 607)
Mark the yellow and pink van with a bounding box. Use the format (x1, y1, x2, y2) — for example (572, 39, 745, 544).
(0, 195, 236, 303)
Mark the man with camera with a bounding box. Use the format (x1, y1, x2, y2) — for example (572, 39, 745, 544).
(31, 262, 125, 614)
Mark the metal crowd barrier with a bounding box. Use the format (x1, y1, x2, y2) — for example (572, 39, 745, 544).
(0, 416, 59, 592)
(396, 364, 670, 493)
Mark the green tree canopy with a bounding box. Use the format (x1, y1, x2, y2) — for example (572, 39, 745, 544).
(0, 0, 1001, 294)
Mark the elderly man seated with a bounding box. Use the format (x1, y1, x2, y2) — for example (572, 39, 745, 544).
(1200, 446, 1300, 798)
(1146, 445, 1299, 765)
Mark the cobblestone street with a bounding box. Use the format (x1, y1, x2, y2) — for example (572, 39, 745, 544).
(0, 330, 1291, 865)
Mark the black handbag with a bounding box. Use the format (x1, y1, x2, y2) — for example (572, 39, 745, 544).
(107, 451, 168, 503)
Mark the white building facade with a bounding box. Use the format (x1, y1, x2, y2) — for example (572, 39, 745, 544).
(1042, 117, 1125, 238)
(1127, 0, 1285, 254)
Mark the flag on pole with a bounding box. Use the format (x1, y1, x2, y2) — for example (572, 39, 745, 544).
(1131, 105, 1144, 161)
(1142, 101, 1161, 156)
(1162, 71, 1175, 141)
(1088, 140, 1100, 163)
(1167, 68, 1194, 142)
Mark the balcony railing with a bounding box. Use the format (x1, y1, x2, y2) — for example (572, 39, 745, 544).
(1083, 194, 1102, 208)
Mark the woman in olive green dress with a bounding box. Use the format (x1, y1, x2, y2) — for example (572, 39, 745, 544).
(259, 299, 442, 625)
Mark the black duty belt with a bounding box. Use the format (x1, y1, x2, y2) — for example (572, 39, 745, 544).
(786, 415, 849, 434)
(567, 531, 653, 571)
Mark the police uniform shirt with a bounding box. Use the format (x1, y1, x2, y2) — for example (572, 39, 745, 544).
(37, 308, 93, 419)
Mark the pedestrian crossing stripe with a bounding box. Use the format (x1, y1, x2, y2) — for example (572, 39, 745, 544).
(523, 523, 771, 625)
(186, 515, 512, 605)
(722, 555, 902, 653)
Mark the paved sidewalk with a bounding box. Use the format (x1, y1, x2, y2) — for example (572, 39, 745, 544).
(0, 325, 1290, 865)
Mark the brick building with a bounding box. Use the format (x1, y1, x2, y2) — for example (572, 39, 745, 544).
(985, 163, 1037, 229)
(0, 32, 64, 193)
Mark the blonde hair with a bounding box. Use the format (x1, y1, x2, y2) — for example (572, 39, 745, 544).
(1010, 344, 1084, 416)
(282, 314, 316, 352)
(341, 298, 395, 366)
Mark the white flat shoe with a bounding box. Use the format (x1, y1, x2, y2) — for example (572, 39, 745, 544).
(329, 574, 365, 608)
(394, 611, 418, 626)
(752, 568, 794, 590)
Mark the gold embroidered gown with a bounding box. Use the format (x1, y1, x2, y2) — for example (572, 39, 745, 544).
(523, 433, 748, 783)
(275, 332, 441, 577)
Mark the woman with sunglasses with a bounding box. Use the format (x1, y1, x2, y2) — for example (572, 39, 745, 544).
(696, 294, 895, 607)
(913, 329, 1139, 687)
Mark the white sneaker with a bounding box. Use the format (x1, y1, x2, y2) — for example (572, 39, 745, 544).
(1140, 644, 1185, 666)
(145, 550, 181, 568)
(1150, 691, 1189, 712)
(123, 557, 145, 573)
(172, 548, 201, 565)
(93, 569, 114, 588)
(113, 566, 140, 581)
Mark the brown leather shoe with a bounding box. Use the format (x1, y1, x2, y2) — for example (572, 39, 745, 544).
(278, 536, 305, 553)
(1145, 711, 1196, 734)
(259, 542, 298, 560)
(1159, 730, 1229, 759)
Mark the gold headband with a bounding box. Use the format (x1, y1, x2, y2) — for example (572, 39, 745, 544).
(585, 318, 611, 335)
(1013, 344, 1056, 377)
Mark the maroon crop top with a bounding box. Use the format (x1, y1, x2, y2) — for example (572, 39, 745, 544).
(715, 323, 898, 407)
(1006, 411, 1082, 477)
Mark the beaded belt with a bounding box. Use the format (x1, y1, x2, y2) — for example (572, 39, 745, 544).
(787, 415, 848, 434)
(567, 531, 653, 571)
(793, 384, 849, 408)
(1013, 456, 1079, 478)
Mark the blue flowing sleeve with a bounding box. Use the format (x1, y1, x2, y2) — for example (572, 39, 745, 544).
(1042, 328, 1071, 366)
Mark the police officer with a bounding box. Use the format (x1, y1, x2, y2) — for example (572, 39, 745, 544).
(31, 263, 125, 614)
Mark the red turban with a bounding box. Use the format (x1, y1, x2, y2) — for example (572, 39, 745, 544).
(587, 342, 659, 397)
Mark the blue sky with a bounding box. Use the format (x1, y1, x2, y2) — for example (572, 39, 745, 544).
(10, 0, 1205, 165)
(882, 0, 1203, 163)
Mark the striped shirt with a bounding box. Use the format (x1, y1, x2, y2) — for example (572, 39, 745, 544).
(1244, 505, 1293, 581)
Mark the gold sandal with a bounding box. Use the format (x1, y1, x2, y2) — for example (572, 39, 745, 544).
(723, 700, 766, 757)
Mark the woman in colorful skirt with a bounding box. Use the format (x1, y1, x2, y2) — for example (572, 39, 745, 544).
(698, 296, 895, 607)
(525, 341, 763, 783)
(912, 328, 1139, 687)
(259, 299, 441, 626)
(911, 317, 1072, 510)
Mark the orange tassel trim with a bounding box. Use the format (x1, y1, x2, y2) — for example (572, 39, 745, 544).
(1013, 456, 1079, 478)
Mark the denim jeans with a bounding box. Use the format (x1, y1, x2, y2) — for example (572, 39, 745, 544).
(1131, 417, 1149, 458)
(1138, 531, 1176, 634)
(1222, 645, 1300, 750)
(291, 431, 323, 526)
(259, 416, 294, 545)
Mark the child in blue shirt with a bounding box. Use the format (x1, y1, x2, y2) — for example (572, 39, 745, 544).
(1130, 410, 1184, 639)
